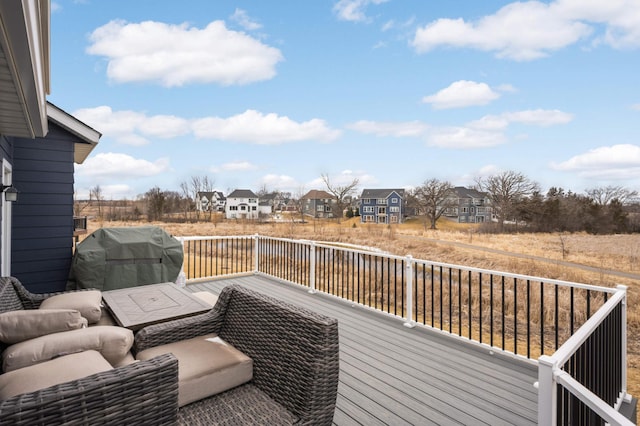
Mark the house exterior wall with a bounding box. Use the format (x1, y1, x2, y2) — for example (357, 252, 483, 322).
(443, 188, 492, 223)
(302, 198, 334, 218)
(359, 190, 404, 224)
(225, 196, 259, 219)
(9, 123, 76, 293)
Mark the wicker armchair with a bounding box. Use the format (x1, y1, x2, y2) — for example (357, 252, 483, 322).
(134, 284, 340, 426)
(0, 277, 179, 425)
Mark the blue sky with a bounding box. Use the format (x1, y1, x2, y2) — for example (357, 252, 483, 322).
(49, 0, 640, 200)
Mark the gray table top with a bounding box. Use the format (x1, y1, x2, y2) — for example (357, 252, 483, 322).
(102, 283, 211, 330)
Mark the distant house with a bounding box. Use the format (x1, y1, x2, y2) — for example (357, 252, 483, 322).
(225, 189, 259, 220)
(196, 191, 225, 212)
(301, 190, 335, 218)
(359, 189, 405, 224)
(443, 187, 493, 223)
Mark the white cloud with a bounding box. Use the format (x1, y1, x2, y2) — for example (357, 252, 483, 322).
(212, 161, 258, 173)
(333, 0, 388, 22)
(382, 20, 395, 31)
(427, 127, 507, 149)
(466, 115, 510, 131)
(73, 106, 150, 146)
(422, 80, 501, 109)
(87, 20, 283, 87)
(76, 153, 170, 179)
(551, 144, 640, 179)
(503, 109, 574, 126)
(413, 0, 640, 60)
(137, 115, 190, 138)
(632, 104, 640, 111)
(75, 106, 339, 146)
(192, 110, 341, 144)
(259, 174, 299, 190)
(73, 106, 188, 146)
(347, 108, 572, 149)
(346, 120, 429, 137)
(230, 8, 262, 31)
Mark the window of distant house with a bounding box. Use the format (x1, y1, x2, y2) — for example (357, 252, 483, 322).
(252, 206, 256, 211)
(365, 215, 374, 222)
(241, 206, 246, 211)
(392, 198, 398, 203)
(390, 216, 398, 223)
(317, 205, 324, 211)
(325, 206, 332, 212)
(390, 206, 399, 213)
(363, 198, 370, 204)
(377, 199, 385, 204)
(462, 207, 468, 213)
(363, 206, 374, 213)
(248, 199, 256, 203)
(230, 206, 238, 211)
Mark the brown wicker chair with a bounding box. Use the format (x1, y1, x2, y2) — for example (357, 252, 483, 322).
(0, 277, 179, 425)
(134, 284, 340, 426)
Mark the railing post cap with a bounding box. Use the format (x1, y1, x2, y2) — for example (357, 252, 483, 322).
(538, 355, 556, 367)
(616, 284, 628, 292)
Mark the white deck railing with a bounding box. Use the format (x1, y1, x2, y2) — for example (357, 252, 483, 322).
(177, 234, 630, 424)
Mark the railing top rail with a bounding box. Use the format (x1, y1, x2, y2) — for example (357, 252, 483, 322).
(177, 235, 254, 242)
(411, 257, 619, 293)
(177, 233, 618, 294)
(547, 286, 626, 366)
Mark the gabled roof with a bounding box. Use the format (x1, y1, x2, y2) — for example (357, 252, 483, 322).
(301, 190, 333, 200)
(47, 102, 101, 164)
(197, 191, 225, 199)
(228, 189, 258, 199)
(360, 188, 405, 199)
(451, 186, 488, 199)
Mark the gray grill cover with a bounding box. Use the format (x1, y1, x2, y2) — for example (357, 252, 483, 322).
(68, 226, 183, 291)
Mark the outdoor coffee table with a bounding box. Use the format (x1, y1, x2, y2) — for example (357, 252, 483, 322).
(102, 283, 212, 331)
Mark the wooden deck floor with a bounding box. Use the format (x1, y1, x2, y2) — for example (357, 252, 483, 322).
(187, 274, 539, 426)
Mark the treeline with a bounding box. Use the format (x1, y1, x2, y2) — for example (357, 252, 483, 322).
(491, 187, 639, 234)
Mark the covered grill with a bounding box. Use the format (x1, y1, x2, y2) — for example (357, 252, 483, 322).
(68, 226, 183, 291)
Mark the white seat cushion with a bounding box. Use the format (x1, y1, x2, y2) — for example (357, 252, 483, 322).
(136, 333, 252, 407)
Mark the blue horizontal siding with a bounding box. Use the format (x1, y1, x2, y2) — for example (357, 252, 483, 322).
(10, 122, 76, 293)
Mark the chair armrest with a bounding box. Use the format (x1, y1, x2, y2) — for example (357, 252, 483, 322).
(0, 353, 178, 425)
(133, 287, 234, 353)
(6, 276, 97, 310)
(217, 285, 340, 426)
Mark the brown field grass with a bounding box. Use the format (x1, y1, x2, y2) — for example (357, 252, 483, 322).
(85, 216, 640, 397)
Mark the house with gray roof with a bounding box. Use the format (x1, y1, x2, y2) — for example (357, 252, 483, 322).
(225, 189, 259, 219)
(359, 189, 405, 224)
(443, 186, 493, 223)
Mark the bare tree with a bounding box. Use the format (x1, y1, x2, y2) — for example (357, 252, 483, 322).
(89, 185, 103, 218)
(586, 185, 638, 206)
(145, 186, 166, 221)
(475, 170, 539, 230)
(321, 173, 359, 220)
(411, 179, 455, 230)
(187, 175, 215, 220)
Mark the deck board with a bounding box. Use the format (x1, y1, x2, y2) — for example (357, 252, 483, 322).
(186, 275, 538, 425)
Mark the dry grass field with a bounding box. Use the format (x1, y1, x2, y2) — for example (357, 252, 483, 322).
(86, 216, 640, 397)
